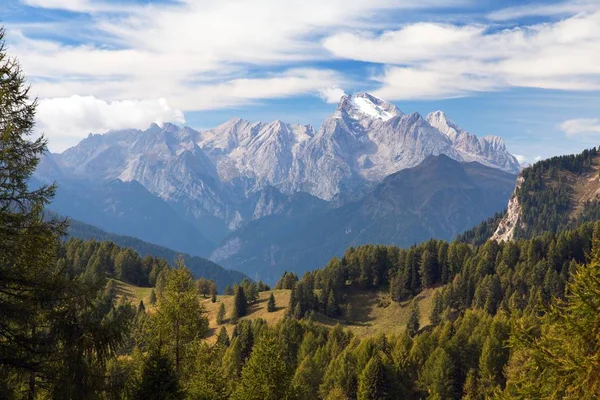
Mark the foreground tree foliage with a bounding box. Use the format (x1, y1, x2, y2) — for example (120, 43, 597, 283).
(0, 27, 133, 399)
(501, 229, 600, 399)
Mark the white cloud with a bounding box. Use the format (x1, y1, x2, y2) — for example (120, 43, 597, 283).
(9, 0, 462, 152)
(20, 0, 135, 13)
(324, 12, 600, 99)
(318, 87, 347, 103)
(372, 66, 501, 100)
(560, 118, 600, 137)
(487, 0, 600, 21)
(36, 96, 185, 152)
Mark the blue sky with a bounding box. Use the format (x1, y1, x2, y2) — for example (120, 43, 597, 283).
(4, 0, 600, 163)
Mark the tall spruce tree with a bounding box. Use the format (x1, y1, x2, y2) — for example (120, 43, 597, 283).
(231, 285, 247, 321)
(267, 292, 276, 312)
(134, 350, 182, 400)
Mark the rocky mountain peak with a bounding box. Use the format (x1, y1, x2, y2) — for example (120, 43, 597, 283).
(337, 92, 402, 122)
(426, 110, 464, 141)
(483, 135, 506, 150)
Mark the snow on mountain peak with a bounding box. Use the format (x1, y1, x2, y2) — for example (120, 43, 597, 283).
(426, 110, 464, 141)
(338, 93, 402, 122)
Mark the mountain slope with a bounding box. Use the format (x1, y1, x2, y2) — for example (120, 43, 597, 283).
(36, 92, 520, 238)
(66, 217, 247, 289)
(34, 174, 215, 256)
(212, 156, 517, 281)
(490, 147, 600, 242)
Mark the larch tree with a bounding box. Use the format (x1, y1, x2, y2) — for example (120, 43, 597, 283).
(216, 301, 226, 325)
(154, 257, 208, 372)
(231, 332, 291, 400)
(357, 355, 389, 400)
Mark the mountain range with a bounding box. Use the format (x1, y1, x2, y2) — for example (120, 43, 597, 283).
(35, 93, 520, 281)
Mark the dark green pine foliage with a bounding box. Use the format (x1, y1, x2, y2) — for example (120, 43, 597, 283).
(0, 24, 66, 377)
(267, 292, 276, 312)
(275, 271, 298, 289)
(407, 302, 420, 337)
(418, 348, 455, 399)
(232, 285, 247, 321)
(0, 27, 133, 399)
(134, 350, 182, 400)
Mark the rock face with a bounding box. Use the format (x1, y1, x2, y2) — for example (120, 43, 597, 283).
(37, 92, 521, 263)
(426, 111, 520, 173)
(491, 176, 525, 242)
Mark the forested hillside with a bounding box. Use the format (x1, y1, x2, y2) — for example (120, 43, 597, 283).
(459, 147, 600, 245)
(67, 217, 247, 289)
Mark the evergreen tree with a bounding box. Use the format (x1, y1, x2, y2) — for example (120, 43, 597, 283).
(216, 302, 226, 325)
(267, 292, 276, 312)
(503, 235, 600, 399)
(224, 285, 234, 296)
(429, 291, 443, 327)
(211, 291, 217, 303)
(462, 369, 481, 400)
(216, 326, 230, 348)
(326, 387, 349, 400)
(419, 248, 437, 288)
(138, 300, 146, 315)
(0, 29, 131, 398)
(231, 286, 247, 321)
(291, 355, 321, 400)
(407, 302, 420, 337)
(187, 343, 230, 400)
(326, 290, 339, 317)
(231, 333, 291, 400)
(134, 350, 182, 400)
(478, 334, 509, 396)
(418, 348, 455, 399)
(357, 355, 389, 400)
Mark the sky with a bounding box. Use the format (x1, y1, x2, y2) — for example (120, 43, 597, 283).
(3, 0, 600, 163)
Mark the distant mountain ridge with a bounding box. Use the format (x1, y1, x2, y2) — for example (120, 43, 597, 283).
(36, 93, 520, 280)
(38, 93, 519, 234)
(210, 155, 516, 281)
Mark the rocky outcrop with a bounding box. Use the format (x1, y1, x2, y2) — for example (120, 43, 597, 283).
(491, 176, 525, 242)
